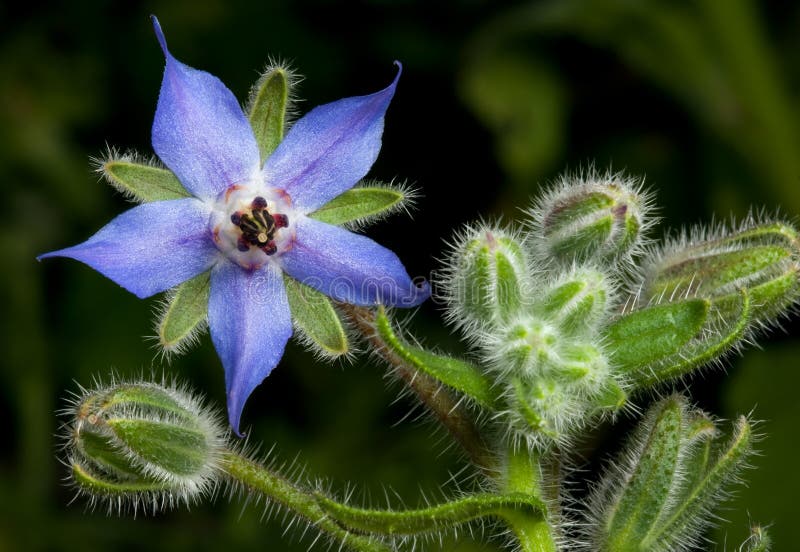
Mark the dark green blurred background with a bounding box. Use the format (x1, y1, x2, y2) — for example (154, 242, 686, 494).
(3, 1, 799, 550)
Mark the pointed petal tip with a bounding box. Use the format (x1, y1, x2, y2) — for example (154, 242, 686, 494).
(150, 15, 169, 56)
(227, 398, 245, 438)
(398, 278, 431, 308)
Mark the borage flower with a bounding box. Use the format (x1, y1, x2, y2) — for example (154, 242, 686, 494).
(39, 17, 430, 434)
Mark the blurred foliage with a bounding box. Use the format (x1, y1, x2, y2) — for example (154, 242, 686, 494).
(1, 0, 798, 550)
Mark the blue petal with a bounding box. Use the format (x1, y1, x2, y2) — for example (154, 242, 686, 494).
(281, 216, 430, 307)
(208, 262, 292, 435)
(263, 64, 401, 213)
(38, 199, 217, 299)
(151, 16, 260, 202)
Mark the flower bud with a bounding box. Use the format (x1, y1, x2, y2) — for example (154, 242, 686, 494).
(64, 379, 226, 512)
(641, 220, 800, 326)
(530, 171, 650, 264)
(539, 267, 611, 334)
(444, 225, 531, 330)
(584, 395, 752, 552)
(491, 315, 624, 447)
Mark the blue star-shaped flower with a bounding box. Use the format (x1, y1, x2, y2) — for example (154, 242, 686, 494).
(40, 17, 430, 434)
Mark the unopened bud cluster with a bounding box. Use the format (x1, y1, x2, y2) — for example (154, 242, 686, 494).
(442, 170, 800, 449)
(62, 379, 227, 512)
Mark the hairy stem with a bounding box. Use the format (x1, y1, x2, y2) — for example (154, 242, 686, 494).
(339, 304, 494, 470)
(500, 445, 559, 552)
(221, 450, 390, 552)
(315, 492, 546, 536)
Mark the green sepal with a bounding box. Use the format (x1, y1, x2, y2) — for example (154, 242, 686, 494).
(308, 184, 409, 226)
(284, 276, 348, 356)
(157, 271, 211, 355)
(76, 428, 143, 478)
(540, 269, 608, 334)
(107, 418, 207, 477)
(100, 158, 190, 202)
(375, 307, 499, 408)
(592, 379, 628, 413)
(103, 384, 196, 420)
(315, 492, 546, 536)
(550, 215, 614, 259)
(247, 66, 290, 160)
(71, 462, 170, 496)
(510, 377, 559, 439)
(604, 299, 710, 372)
(602, 397, 685, 551)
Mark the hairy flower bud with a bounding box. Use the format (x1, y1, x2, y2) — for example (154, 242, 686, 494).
(528, 170, 651, 264)
(63, 379, 226, 513)
(443, 225, 531, 331)
(539, 267, 611, 334)
(583, 395, 753, 552)
(639, 219, 800, 327)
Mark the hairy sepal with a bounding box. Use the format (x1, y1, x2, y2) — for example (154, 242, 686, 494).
(94, 149, 190, 203)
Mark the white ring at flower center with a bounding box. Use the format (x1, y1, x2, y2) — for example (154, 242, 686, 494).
(211, 184, 296, 270)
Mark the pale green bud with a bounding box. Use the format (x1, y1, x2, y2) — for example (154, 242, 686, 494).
(640, 219, 800, 327)
(443, 225, 531, 331)
(529, 171, 651, 264)
(63, 379, 226, 513)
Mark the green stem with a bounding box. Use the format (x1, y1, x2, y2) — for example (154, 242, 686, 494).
(315, 492, 546, 536)
(499, 445, 559, 552)
(221, 451, 391, 552)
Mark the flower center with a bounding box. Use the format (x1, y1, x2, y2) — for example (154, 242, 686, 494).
(212, 185, 295, 270)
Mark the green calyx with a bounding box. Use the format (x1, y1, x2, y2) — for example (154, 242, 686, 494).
(66, 381, 224, 508)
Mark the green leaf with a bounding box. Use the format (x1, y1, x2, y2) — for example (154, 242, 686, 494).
(284, 276, 348, 356)
(247, 66, 290, 161)
(308, 185, 408, 226)
(630, 290, 751, 389)
(157, 271, 210, 355)
(604, 299, 709, 373)
(375, 307, 499, 408)
(100, 158, 190, 202)
(315, 492, 545, 536)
